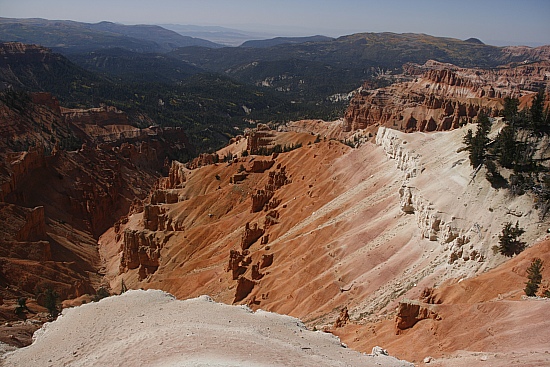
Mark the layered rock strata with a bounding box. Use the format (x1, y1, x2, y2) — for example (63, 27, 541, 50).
(344, 60, 550, 133)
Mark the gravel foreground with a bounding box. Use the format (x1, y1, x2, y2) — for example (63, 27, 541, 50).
(0, 290, 412, 367)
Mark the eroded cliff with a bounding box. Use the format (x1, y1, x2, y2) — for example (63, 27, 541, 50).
(344, 60, 550, 133)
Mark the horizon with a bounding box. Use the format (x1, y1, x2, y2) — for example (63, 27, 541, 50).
(1, 0, 549, 47)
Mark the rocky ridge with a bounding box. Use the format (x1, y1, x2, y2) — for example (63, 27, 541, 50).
(344, 60, 550, 133)
(99, 119, 548, 363)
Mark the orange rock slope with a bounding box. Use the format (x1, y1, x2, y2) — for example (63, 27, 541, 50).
(100, 119, 549, 363)
(333, 239, 550, 366)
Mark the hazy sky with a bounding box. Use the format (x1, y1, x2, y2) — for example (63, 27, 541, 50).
(1, 0, 549, 46)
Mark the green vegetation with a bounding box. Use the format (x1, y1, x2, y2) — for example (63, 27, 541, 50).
(463, 112, 491, 168)
(524, 258, 544, 297)
(252, 142, 303, 156)
(92, 287, 111, 302)
(14, 297, 29, 315)
(462, 91, 550, 219)
(43, 288, 60, 319)
(497, 221, 526, 257)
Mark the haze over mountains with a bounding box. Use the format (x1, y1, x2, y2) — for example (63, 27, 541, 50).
(1, 15, 550, 366)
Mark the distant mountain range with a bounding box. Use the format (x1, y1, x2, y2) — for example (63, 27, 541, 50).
(159, 24, 275, 47)
(0, 17, 223, 53)
(240, 35, 333, 48)
(1, 17, 549, 152)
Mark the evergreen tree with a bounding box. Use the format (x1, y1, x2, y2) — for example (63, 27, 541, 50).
(524, 258, 544, 297)
(463, 112, 491, 167)
(530, 89, 546, 135)
(503, 96, 519, 122)
(497, 221, 526, 257)
(43, 288, 60, 318)
(493, 124, 517, 169)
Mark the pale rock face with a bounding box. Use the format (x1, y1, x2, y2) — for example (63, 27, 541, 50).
(1, 290, 413, 367)
(376, 126, 542, 269)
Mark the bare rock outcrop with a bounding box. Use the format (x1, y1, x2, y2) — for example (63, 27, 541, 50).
(16, 206, 47, 242)
(120, 229, 163, 280)
(344, 60, 550, 133)
(234, 277, 256, 303)
(333, 306, 350, 328)
(251, 263, 264, 280)
(246, 124, 274, 154)
(241, 222, 265, 251)
(395, 300, 440, 334)
(0, 203, 51, 261)
(150, 189, 179, 205)
(227, 250, 250, 280)
(230, 172, 248, 184)
(377, 127, 488, 264)
(186, 153, 218, 169)
(251, 165, 291, 213)
(251, 189, 274, 213)
(246, 159, 275, 173)
(158, 161, 187, 190)
(259, 253, 274, 269)
(0, 145, 47, 202)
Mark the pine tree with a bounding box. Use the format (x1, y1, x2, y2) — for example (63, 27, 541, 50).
(503, 96, 519, 122)
(524, 258, 544, 296)
(530, 89, 546, 135)
(463, 112, 491, 167)
(494, 124, 517, 169)
(44, 288, 59, 318)
(497, 221, 526, 257)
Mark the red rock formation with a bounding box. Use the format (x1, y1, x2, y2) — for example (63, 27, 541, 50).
(246, 159, 275, 173)
(0, 89, 191, 318)
(227, 250, 248, 280)
(150, 189, 179, 205)
(241, 222, 265, 251)
(0, 146, 47, 202)
(259, 254, 274, 269)
(251, 189, 274, 213)
(264, 210, 279, 229)
(333, 306, 350, 328)
(158, 161, 187, 190)
(186, 153, 218, 169)
(246, 124, 275, 154)
(234, 277, 256, 303)
(15, 206, 46, 242)
(344, 60, 550, 133)
(251, 166, 290, 212)
(120, 229, 163, 280)
(143, 204, 167, 231)
(230, 172, 248, 184)
(394, 300, 440, 334)
(251, 264, 263, 280)
(266, 165, 291, 191)
(31, 92, 61, 114)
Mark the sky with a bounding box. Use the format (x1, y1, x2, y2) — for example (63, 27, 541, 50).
(1, 0, 549, 46)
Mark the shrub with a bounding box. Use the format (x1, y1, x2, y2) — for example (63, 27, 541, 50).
(92, 287, 111, 302)
(14, 297, 29, 315)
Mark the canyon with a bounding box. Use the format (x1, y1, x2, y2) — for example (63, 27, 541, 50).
(1, 48, 550, 365)
(0, 91, 190, 345)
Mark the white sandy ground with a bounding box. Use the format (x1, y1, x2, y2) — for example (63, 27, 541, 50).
(0, 290, 412, 367)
